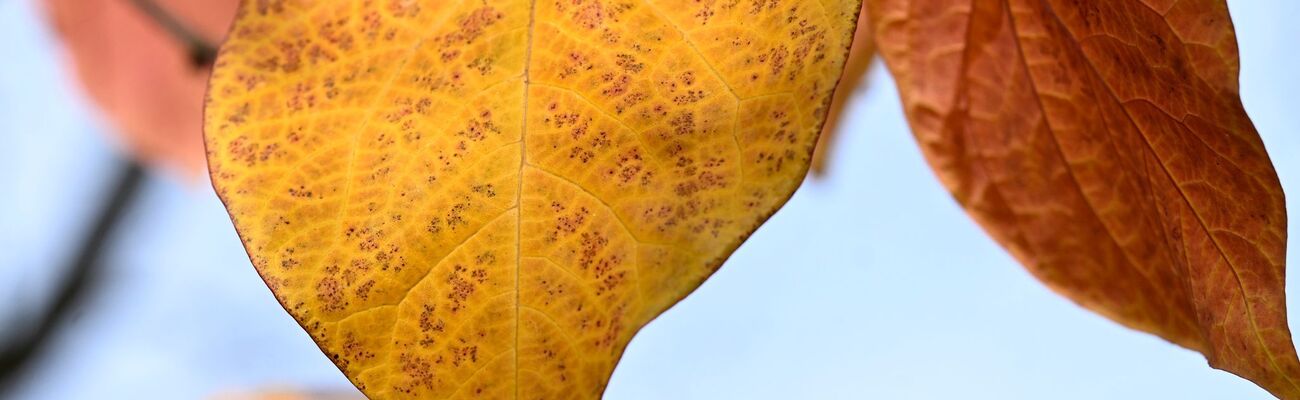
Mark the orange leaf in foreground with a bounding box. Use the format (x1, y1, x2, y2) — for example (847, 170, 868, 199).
(44, 0, 238, 174)
(870, 0, 1297, 396)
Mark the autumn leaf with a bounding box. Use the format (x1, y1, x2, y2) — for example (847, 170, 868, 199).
(205, 0, 859, 398)
(810, 2, 875, 177)
(869, 0, 1298, 397)
(44, 0, 238, 175)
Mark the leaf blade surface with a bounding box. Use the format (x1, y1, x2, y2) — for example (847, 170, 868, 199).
(869, 0, 1298, 396)
(206, 0, 859, 397)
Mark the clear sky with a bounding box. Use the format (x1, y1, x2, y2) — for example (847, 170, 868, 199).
(1, 0, 1297, 398)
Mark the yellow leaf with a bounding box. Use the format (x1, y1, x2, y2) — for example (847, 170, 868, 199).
(809, 2, 874, 178)
(205, 0, 859, 398)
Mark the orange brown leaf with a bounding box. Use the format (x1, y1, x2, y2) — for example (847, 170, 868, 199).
(205, 0, 859, 398)
(44, 0, 238, 175)
(870, 0, 1297, 397)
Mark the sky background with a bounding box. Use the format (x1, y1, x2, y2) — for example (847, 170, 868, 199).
(1, 0, 1297, 398)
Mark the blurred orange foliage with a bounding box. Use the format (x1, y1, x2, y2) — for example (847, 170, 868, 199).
(44, 0, 238, 175)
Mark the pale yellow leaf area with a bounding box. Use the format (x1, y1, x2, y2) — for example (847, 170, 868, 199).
(205, 0, 858, 398)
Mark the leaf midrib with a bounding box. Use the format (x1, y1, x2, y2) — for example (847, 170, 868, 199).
(516, 0, 539, 397)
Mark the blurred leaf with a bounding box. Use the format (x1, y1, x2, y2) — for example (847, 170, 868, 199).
(810, 2, 875, 178)
(870, 0, 1299, 397)
(44, 0, 238, 175)
(205, 0, 860, 397)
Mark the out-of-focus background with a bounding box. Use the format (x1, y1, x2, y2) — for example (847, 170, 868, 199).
(0, 0, 1296, 398)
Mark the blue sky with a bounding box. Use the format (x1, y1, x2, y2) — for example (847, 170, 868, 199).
(1, 0, 1297, 398)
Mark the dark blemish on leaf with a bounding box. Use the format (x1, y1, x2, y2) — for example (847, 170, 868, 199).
(573, 0, 606, 29)
(443, 6, 504, 45)
(445, 202, 470, 231)
(288, 185, 315, 198)
(418, 303, 446, 347)
(280, 247, 299, 270)
(672, 90, 707, 105)
(601, 74, 630, 97)
(426, 216, 442, 234)
(570, 146, 596, 163)
(560, 52, 593, 80)
(355, 280, 375, 300)
(546, 205, 590, 243)
(748, 0, 779, 15)
(458, 110, 500, 141)
(468, 55, 495, 76)
(450, 344, 479, 367)
(316, 276, 346, 313)
(446, 264, 478, 313)
(397, 353, 435, 393)
(475, 251, 496, 265)
(694, 0, 716, 24)
(471, 184, 497, 198)
(669, 112, 696, 135)
(614, 53, 644, 73)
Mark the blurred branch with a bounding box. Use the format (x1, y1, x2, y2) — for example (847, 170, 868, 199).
(0, 0, 212, 394)
(0, 160, 145, 395)
(129, 0, 219, 67)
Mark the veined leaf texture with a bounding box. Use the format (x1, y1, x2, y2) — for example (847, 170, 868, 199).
(203, 0, 1299, 397)
(205, 0, 859, 397)
(870, 0, 1297, 397)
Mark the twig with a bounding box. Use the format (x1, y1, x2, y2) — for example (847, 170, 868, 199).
(0, 160, 144, 395)
(128, 0, 219, 68)
(0, 0, 219, 394)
